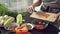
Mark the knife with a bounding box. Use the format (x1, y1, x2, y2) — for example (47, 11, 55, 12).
(33, 10, 46, 16)
(26, 8, 45, 15)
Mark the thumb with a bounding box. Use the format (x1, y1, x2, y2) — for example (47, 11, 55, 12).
(55, 14, 59, 18)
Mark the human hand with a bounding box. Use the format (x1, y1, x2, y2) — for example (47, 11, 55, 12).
(56, 12, 60, 20)
(27, 5, 35, 12)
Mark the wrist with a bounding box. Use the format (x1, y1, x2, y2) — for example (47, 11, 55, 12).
(32, 4, 37, 7)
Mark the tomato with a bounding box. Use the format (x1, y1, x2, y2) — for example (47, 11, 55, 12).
(34, 24, 43, 30)
(44, 13, 50, 18)
(15, 25, 28, 34)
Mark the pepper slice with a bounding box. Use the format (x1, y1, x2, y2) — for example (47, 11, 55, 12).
(15, 25, 28, 34)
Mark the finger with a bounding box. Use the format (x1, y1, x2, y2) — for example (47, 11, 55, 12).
(58, 16, 60, 20)
(30, 7, 33, 11)
(58, 12, 60, 15)
(57, 12, 60, 17)
(55, 14, 59, 18)
(27, 6, 32, 10)
(31, 7, 35, 11)
(26, 6, 30, 10)
(29, 8, 34, 13)
(27, 6, 32, 11)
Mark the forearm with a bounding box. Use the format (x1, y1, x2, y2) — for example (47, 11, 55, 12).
(32, 0, 42, 7)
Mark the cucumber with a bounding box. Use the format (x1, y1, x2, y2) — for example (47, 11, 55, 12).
(4, 17, 14, 26)
(16, 14, 22, 25)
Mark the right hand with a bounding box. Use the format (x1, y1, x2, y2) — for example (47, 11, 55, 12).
(27, 5, 35, 12)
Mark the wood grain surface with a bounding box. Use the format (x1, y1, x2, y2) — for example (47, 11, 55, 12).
(30, 12, 57, 22)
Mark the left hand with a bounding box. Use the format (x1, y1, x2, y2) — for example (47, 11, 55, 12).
(56, 12, 60, 20)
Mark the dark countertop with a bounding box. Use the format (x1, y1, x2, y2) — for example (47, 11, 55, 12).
(0, 24, 59, 34)
(30, 24, 59, 34)
(0, 12, 60, 34)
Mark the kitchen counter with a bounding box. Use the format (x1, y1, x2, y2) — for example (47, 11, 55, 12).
(30, 24, 59, 34)
(0, 24, 59, 34)
(0, 12, 60, 34)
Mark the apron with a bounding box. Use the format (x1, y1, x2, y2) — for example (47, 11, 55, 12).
(41, 0, 60, 13)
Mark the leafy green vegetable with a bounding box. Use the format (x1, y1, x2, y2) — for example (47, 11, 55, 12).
(0, 2, 8, 16)
(4, 17, 14, 26)
(27, 25, 32, 30)
(8, 11, 18, 19)
(16, 14, 23, 25)
(20, 12, 27, 17)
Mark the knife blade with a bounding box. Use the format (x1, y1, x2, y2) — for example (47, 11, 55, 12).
(33, 10, 45, 16)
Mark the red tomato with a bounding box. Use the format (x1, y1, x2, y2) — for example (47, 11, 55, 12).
(44, 13, 50, 18)
(34, 24, 43, 30)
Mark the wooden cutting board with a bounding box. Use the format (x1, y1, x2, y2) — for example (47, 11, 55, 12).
(30, 12, 57, 22)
